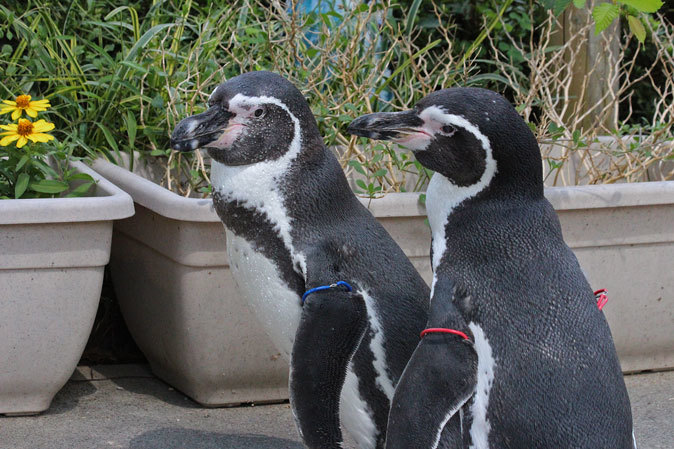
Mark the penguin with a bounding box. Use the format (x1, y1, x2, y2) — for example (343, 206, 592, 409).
(170, 71, 432, 449)
(347, 87, 635, 449)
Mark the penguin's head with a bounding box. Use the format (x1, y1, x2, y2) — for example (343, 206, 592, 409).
(347, 87, 542, 192)
(170, 71, 320, 165)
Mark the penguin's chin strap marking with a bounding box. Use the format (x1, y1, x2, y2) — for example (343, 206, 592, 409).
(420, 328, 470, 341)
(302, 281, 353, 305)
(594, 289, 608, 311)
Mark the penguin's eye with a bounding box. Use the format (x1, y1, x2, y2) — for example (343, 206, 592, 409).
(441, 125, 456, 136)
(254, 108, 265, 118)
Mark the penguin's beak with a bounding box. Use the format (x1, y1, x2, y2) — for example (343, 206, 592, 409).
(346, 110, 426, 141)
(170, 106, 233, 152)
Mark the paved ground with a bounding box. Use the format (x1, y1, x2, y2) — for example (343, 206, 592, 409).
(0, 366, 671, 449)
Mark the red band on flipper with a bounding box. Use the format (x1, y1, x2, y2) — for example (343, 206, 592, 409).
(420, 328, 470, 340)
(594, 289, 608, 311)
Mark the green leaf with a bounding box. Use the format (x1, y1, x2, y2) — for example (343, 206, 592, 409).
(572, 129, 581, 145)
(373, 169, 387, 177)
(573, 0, 586, 8)
(355, 179, 367, 190)
(375, 39, 441, 95)
(119, 60, 149, 74)
(29, 179, 69, 194)
(65, 181, 95, 197)
(16, 155, 30, 171)
(66, 172, 95, 182)
(126, 111, 137, 147)
(406, 0, 423, 36)
(627, 15, 647, 42)
(151, 94, 164, 108)
(619, 0, 663, 13)
(124, 23, 172, 62)
(348, 160, 366, 176)
(96, 122, 119, 153)
(542, 0, 572, 16)
(592, 3, 620, 35)
(15, 173, 29, 198)
(30, 159, 59, 179)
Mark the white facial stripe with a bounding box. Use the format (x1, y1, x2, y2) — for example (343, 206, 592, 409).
(421, 106, 493, 156)
(423, 106, 497, 293)
(210, 93, 307, 278)
(208, 85, 219, 102)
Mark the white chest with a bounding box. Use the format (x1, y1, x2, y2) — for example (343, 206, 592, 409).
(226, 229, 302, 359)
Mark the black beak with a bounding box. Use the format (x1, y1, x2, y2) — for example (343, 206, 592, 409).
(170, 106, 232, 152)
(346, 110, 424, 141)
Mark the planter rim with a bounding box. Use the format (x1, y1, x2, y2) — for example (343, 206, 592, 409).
(0, 161, 135, 225)
(91, 157, 216, 222)
(91, 157, 673, 221)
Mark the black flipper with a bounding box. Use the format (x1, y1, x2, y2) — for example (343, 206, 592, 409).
(290, 287, 367, 449)
(386, 282, 478, 449)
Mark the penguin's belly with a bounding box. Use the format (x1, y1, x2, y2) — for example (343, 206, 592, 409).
(226, 229, 301, 359)
(226, 229, 379, 448)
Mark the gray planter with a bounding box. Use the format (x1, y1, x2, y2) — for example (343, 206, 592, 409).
(94, 155, 673, 410)
(91, 158, 289, 406)
(366, 182, 674, 373)
(0, 161, 134, 415)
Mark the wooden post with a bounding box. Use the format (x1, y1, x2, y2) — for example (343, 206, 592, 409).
(551, 1, 621, 131)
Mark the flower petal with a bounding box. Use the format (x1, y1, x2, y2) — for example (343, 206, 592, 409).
(0, 106, 16, 114)
(2, 100, 17, 105)
(0, 134, 20, 146)
(28, 132, 54, 143)
(31, 99, 50, 106)
(11, 109, 22, 120)
(26, 107, 38, 118)
(32, 120, 55, 132)
(0, 123, 18, 131)
(16, 136, 28, 148)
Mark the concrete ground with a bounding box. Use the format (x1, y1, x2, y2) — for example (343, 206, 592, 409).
(0, 366, 671, 449)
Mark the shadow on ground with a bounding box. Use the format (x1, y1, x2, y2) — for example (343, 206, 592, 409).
(110, 377, 201, 409)
(128, 428, 303, 449)
(43, 380, 98, 416)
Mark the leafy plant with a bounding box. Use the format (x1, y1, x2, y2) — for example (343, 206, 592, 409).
(0, 0, 670, 196)
(0, 93, 95, 199)
(544, 0, 664, 42)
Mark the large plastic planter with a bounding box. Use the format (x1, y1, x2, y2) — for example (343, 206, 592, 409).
(367, 182, 674, 373)
(91, 158, 290, 406)
(95, 155, 672, 408)
(0, 162, 134, 415)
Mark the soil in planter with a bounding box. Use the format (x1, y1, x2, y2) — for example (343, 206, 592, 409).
(79, 266, 146, 365)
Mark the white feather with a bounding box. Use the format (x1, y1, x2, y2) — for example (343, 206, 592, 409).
(340, 366, 378, 449)
(359, 290, 396, 401)
(422, 108, 497, 299)
(211, 93, 307, 278)
(468, 323, 496, 449)
(226, 230, 300, 359)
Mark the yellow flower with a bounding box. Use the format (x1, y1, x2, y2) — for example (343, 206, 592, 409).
(0, 94, 51, 120)
(0, 118, 55, 148)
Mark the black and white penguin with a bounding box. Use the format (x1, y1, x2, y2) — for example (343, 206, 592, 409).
(347, 87, 635, 449)
(170, 71, 431, 449)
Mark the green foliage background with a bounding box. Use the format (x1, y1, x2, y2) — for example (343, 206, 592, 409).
(0, 0, 670, 195)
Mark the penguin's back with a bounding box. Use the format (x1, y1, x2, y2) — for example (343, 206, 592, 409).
(442, 197, 633, 448)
